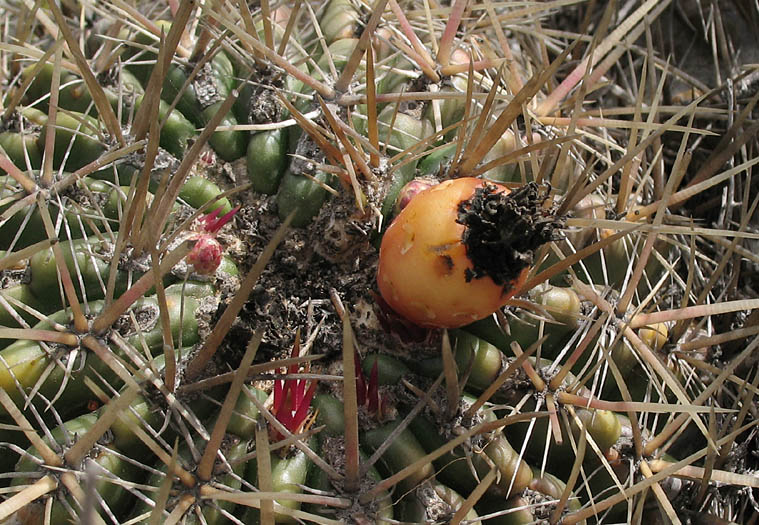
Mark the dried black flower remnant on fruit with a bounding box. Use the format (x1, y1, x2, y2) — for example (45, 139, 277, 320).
(457, 182, 563, 287)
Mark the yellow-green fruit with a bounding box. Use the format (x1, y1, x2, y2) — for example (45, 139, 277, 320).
(566, 193, 606, 249)
(425, 75, 468, 139)
(509, 284, 582, 359)
(24, 107, 106, 170)
(276, 169, 334, 227)
(320, 0, 359, 44)
(484, 432, 535, 497)
(247, 129, 289, 194)
(362, 420, 436, 492)
(316, 38, 361, 79)
(12, 412, 139, 524)
(479, 130, 524, 183)
(242, 442, 315, 524)
(0, 338, 49, 411)
(575, 408, 623, 452)
(0, 131, 42, 170)
(476, 496, 534, 525)
(452, 330, 504, 391)
(638, 322, 669, 351)
(0, 284, 46, 330)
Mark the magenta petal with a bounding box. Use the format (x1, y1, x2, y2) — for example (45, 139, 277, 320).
(200, 207, 223, 229)
(291, 381, 318, 432)
(288, 339, 300, 376)
(294, 376, 305, 407)
(206, 205, 240, 234)
(277, 407, 293, 434)
(273, 378, 284, 414)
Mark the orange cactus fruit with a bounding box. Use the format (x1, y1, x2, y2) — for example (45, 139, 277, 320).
(377, 177, 560, 329)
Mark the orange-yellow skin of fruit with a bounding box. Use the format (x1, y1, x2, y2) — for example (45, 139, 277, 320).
(378, 177, 527, 328)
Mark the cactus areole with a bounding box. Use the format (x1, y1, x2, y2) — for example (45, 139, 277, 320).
(377, 178, 562, 328)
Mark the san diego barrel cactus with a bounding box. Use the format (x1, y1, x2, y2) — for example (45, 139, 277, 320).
(0, 1, 757, 523)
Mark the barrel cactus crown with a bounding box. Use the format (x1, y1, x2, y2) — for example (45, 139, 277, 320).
(0, 1, 757, 524)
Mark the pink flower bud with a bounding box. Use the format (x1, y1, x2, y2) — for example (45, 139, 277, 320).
(184, 206, 239, 275)
(395, 178, 439, 214)
(186, 235, 223, 275)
